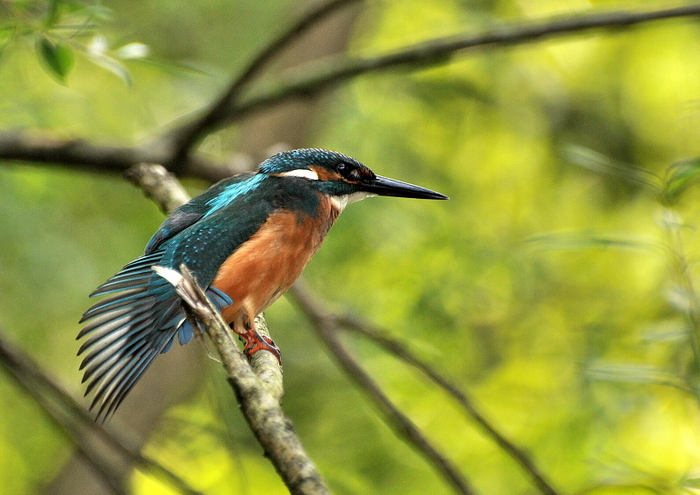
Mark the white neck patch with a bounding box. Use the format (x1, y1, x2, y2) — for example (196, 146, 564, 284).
(279, 168, 319, 180)
(330, 191, 374, 213)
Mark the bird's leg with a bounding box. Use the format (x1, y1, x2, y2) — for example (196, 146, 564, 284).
(230, 313, 282, 364)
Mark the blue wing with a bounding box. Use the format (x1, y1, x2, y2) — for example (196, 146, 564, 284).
(144, 172, 256, 254)
(78, 172, 272, 420)
(78, 251, 232, 420)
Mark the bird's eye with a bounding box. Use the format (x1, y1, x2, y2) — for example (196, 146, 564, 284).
(336, 162, 362, 181)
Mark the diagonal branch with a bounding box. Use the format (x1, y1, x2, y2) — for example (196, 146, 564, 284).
(0, 329, 204, 495)
(227, 3, 700, 122)
(167, 0, 362, 160)
(155, 265, 327, 495)
(288, 282, 476, 495)
(289, 281, 567, 495)
(334, 314, 562, 495)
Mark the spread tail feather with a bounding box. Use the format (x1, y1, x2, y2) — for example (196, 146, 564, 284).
(78, 254, 231, 421)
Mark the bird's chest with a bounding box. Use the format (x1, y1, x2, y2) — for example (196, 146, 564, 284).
(212, 202, 338, 322)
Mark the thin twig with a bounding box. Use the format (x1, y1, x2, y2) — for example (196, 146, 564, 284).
(228, 4, 700, 122)
(334, 314, 562, 495)
(154, 265, 327, 495)
(0, 330, 204, 495)
(167, 0, 362, 160)
(288, 282, 476, 495)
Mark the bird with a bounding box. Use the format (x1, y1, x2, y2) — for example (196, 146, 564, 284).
(77, 148, 448, 420)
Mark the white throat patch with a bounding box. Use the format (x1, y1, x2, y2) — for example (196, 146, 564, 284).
(330, 191, 374, 213)
(279, 168, 320, 180)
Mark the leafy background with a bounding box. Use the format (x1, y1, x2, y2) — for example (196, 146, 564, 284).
(3, 0, 700, 494)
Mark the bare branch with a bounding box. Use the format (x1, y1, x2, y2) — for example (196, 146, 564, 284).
(0, 131, 242, 182)
(167, 0, 363, 159)
(250, 315, 285, 402)
(228, 3, 700, 122)
(155, 265, 326, 495)
(288, 282, 476, 495)
(289, 281, 562, 495)
(0, 329, 204, 495)
(0, 132, 163, 173)
(334, 314, 562, 495)
(124, 163, 192, 214)
(5, 5, 700, 181)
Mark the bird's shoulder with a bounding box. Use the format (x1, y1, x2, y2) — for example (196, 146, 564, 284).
(145, 171, 328, 278)
(144, 172, 260, 254)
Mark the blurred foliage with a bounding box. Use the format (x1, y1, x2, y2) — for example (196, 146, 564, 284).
(0, 0, 150, 84)
(3, 0, 700, 494)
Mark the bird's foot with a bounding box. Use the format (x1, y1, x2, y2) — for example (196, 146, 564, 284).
(241, 328, 282, 364)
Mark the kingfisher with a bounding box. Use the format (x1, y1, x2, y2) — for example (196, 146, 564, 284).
(78, 148, 447, 419)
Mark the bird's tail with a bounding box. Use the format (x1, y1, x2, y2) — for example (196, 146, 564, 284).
(78, 252, 231, 421)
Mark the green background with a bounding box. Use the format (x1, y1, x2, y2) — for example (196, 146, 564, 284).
(3, 0, 700, 493)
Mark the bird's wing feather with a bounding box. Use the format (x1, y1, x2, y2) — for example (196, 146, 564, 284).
(78, 174, 278, 420)
(144, 172, 257, 254)
(78, 250, 234, 420)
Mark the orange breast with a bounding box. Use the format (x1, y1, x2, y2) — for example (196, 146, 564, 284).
(212, 197, 339, 325)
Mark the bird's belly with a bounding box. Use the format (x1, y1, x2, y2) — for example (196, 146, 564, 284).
(212, 208, 335, 324)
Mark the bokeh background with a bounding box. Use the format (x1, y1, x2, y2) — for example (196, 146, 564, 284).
(3, 0, 700, 494)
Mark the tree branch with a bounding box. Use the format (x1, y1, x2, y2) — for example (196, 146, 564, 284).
(124, 163, 192, 214)
(228, 3, 700, 122)
(0, 131, 242, 183)
(154, 265, 328, 495)
(289, 280, 564, 494)
(0, 329, 204, 495)
(288, 282, 476, 495)
(4, 5, 700, 180)
(333, 314, 562, 495)
(166, 0, 363, 160)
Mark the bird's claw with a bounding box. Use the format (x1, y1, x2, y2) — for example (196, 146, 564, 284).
(242, 330, 282, 364)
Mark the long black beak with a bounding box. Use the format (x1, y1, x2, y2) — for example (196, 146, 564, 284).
(363, 175, 449, 200)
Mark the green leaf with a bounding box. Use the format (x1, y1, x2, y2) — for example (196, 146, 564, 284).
(134, 58, 210, 77)
(44, 0, 62, 28)
(86, 52, 132, 86)
(585, 362, 691, 393)
(683, 478, 700, 488)
(563, 144, 662, 191)
(662, 158, 700, 205)
(526, 231, 662, 255)
(82, 4, 113, 21)
(0, 26, 13, 58)
(35, 35, 74, 83)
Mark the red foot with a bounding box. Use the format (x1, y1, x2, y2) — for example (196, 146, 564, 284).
(241, 329, 282, 364)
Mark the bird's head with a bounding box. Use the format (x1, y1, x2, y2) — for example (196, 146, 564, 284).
(259, 149, 448, 210)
